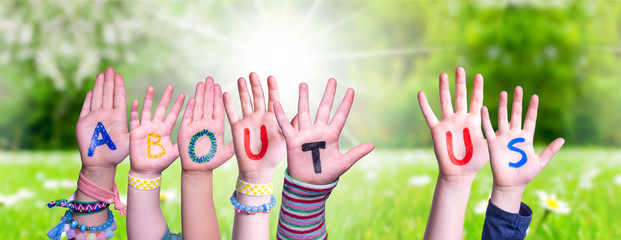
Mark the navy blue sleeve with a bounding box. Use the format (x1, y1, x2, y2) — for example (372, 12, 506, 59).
(482, 200, 532, 240)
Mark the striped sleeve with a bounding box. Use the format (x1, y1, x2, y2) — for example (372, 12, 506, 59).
(276, 170, 338, 240)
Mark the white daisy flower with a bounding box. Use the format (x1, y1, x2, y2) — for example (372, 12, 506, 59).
(474, 200, 488, 214)
(160, 188, 178, 203)
(407, 175, 431, 187)
(613, 175, 621, 186)
(537, 191, 570, 214)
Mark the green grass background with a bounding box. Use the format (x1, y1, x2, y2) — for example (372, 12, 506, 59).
(1, 148, 619, 239)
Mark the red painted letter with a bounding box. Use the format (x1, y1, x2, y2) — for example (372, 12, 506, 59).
(244, 125, 268, 160)
(445, 128, 473, 166)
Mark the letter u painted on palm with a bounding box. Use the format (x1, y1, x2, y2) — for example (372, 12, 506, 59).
(445, 128, 473, 166)
(244, 125, 268, 160)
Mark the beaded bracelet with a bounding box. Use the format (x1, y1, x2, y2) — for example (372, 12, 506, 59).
(47, 209, 117, 240)
(128, 174, 161, 191)
(47, 199, 110, 215)
(235, 178, 274, 196)
(230, 190, 277, 215)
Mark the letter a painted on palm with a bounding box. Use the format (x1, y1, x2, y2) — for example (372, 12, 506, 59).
(445, 128, 473, 166)
(88, 122, 117, 157)
(244, 125, 268, 160)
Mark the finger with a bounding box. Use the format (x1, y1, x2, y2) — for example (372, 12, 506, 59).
(274, 102, 295, 138)
(510, 86, 523, 130)
(497, 91, 509, 132)
(130, 99, 140, 131)
(223, 92, 239, 124)
(438, 72, 454, 119)
(90, 73, 104, 110)
(237, 77, 253, 116)
(113, 73, 127, 112)
(290, 114, 299, 131)
(267, 76, 280, 112)
(454, 67, 468, 114)
(342, 142, 375, 172)
(523, 95, 539, 133)
(79, 91, 93, 119)
(329, 88, 354, 131)
(539, 138, 565, 168)
(417, 91, 439, 127)
(203, 77, 215, 118)
(164, 93, 185, 127)
(181, 97, 195, 127)
(193, 82, 205, 121)
(298, 83, 312, 129)
(102, 67, 115, 108)
(213, 84, 225, 120)
(469, 74, 484, 114)
(315, 78, 336, 125)
(140, 86, 155, 122)
(481, 106, 496, 140)
(249, 72, 266, 113)
(153, 84, 174, 122)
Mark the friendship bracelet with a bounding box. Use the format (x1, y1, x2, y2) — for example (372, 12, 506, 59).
(47, 209, 117, 240)
(236, 178, 274, 196)
(128, 174, 162, 191)
(77, 173, 127, 216)
(230, 190, 277, 215)
(47, 199, 110, 215)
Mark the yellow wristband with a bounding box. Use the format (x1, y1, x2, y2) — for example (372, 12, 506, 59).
(128, 174, 161, 191)
(236, 178, 273, 196)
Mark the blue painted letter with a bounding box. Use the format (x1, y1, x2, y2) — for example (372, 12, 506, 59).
(88, 122, 117, 157)
(507, 138, 527, 168)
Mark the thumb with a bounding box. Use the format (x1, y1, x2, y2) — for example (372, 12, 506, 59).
(539, 138, 565, 168)
(341, 142, 375, 172)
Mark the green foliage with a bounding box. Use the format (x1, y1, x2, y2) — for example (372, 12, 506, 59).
(1, 1, 621, 149)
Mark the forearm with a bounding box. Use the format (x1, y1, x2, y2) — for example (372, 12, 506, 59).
(73, 166, 117, 228)
(181, 170, 220, 239)
(232, 194, 272, 240)
(489, 185, 525, 214)
(232, 173, 274, 240)
(424, 174, 475, 240)
(126, 170, 168, 240)
(276, 170, 337, 240)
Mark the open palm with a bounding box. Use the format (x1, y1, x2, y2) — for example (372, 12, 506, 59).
(274, 79, 374, 185)
(76, 67, 129, 168)
(482, 87, 565, 188)
(417, 67, 488, 178)
(178, 77, 234, 172)
(129, 85, 185, 177)
(223, 73, 286, 183)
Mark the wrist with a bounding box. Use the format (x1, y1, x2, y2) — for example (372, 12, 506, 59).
(490, 184, 525, 214)
(79, 166, 117, 191)
(238, 171, 274, 184)
(128, 169, 162, 180)
(437, 173, 476, 185)
(182, 169, 214, 177)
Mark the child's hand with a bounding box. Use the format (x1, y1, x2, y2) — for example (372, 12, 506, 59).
(482, 86, 564, 212)
(223, 73, 286, 183)
(76, 67, 130, 172)
(273, 79, 374, 185)
(129, 85, 185, 178)
(417, 67, 489, 180)
(178, 78, 234, 173)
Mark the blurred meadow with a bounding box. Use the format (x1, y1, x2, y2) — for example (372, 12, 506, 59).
(1, 0, 621, 239)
